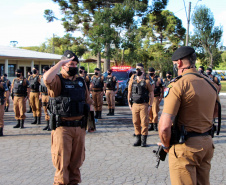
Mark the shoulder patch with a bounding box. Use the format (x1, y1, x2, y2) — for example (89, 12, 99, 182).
(164, 87, 170, 98)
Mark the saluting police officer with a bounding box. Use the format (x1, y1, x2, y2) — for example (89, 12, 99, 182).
(2, 74, 11, 112)
(12, 69, 30, 129)
(104, 69, 119, 116)
(148, 67, 164, 131)
(28, 67, 42, 124)
(90, 68, 105, 119)
(43, 50, 93, 185)
(158, 46, 219, 184)
(206, 67, 222, 92)
(40, 66, 51, 131)
(163, 71, 172, 87)
(128, 63, 154, 147)
(0, 77, 9, 136)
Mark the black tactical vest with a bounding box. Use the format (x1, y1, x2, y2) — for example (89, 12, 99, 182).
(106, 76, 116, 90)
(39, 77, 48, 93)
(0, 84, 5, 97)
(153, 76, 161, 96)
(48, 74, 86, 117)
(92, 75, 104, 89)
(13, 78, 27, 95)
(29, 75, 40, 92)
(131, 75, 149, 103)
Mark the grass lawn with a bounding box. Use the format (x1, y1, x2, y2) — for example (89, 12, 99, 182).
(221, 81, 226, 92)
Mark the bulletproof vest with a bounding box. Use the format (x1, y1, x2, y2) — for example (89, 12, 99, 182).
(48, 74, 86, 117)
(39, 77, 48, 93)
(29, 75, 40, 92)
(92, 75, 104, 89)
(106, 76, 116, 90)
(131, 75, 149, 103)
(153, 76, 161, 96)
(81, 75, 90, 90)
(13, 78, 27, 95)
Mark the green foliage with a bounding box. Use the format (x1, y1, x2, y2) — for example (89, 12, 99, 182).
(191, 5, 223, 67)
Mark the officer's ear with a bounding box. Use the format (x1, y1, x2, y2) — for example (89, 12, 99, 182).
(178, 59, 183, 67)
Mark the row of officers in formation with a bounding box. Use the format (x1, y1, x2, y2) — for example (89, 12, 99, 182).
(0, 47, 222, 185)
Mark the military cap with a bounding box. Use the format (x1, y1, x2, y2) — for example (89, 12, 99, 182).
(63, 50, 79, 63)
(43, 66, 50, 71)
(206, 67, 212, 72)
(172, 46, 195, 61)
(136, 63, 144, 68)
(80, 66, 85, 70)
(16, 69, 22, 73)
(94, 68, 100, 71)
(149, 67, 155, 72)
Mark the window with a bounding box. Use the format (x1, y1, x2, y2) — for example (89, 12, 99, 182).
(8, 64, 16, 77)
(0, 64, 4, 76)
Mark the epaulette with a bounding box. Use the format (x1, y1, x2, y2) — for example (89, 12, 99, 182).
(170, 75, 182, 83)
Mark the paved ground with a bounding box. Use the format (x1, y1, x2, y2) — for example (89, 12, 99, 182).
(0, 97, 226, 185)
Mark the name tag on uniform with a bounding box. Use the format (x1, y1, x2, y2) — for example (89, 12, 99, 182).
(65, 85, 74, 88)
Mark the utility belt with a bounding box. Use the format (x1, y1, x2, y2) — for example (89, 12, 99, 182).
(92, 88, 103, 92)
(42, 93, 48, 95)
(58, 119, 84, 127)
(106, 88, 114, 91)
(31, 90, 39, 93)
(184, 130, 212, 140)
(14, 94, 26, 97)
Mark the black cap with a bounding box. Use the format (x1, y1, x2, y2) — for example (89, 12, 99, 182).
(16, 69, 22, 73)
(94, 68, 100, 71)
(63, 50, 79, 63)
(43, 66, 50, 71)
(136, 63, 144, 68)
(172, 46, 195, 61)
(84, 70, 87, 74)
(149, 67, 155, 72)
(167, 71, 172, 75)
(206, 67, 212, 72)
(80, 66, 85, 70)
(4, 73, 7, 77)
(199, 66, 204, 71)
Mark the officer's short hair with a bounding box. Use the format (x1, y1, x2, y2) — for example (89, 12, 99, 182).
(4, 73, 7, 77)
(184, 52, 197, 65)
(136, 63, 144, 68)
(94, 68, 100, 71)
(43, 66, 50, 71)
(167, 71, 172, 75)
(199, 66, 204, 71)
(80, 66, 85, 70)
(16, 69, 22, 73)
(149, 67, 155, 72)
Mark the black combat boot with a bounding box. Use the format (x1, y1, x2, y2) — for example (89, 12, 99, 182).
(107, 109, 111, 116)
(37, 117, 41, 124)
(43, 120, 50, 130)
(27, 106, 32, 113)
(97, 111, 102, 119)
(13, 120, 20, 128)
(111, 109, 114, 116)
(5, 106, 9, 112)
(0, 127, 3, 136)
(95, 111, 98, 119)
(154, 123, 158, 131)
(31, 117, 37, 124)
(20, 120, 24, 129)
(133, 134, 141, 146)
(141, 135, 147, 147)
(148, 123, 154, 131)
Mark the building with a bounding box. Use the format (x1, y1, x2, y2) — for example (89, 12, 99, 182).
(0, 45, 61, 81)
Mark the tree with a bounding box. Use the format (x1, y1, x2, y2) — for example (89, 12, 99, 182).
(191, 5, 223, 68)
(44, 0, 149, 72)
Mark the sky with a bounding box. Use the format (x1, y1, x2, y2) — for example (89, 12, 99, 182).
(0, 0, 225, 47)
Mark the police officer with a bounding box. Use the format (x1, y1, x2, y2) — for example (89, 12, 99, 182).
(2, 74, 11, 112)
(40, 66, 51, 131)
(0, 77, 9, 136)
(79, 66, 91, 91)
(104, 69, 119, 116)
(206, 67, 222, 92)
(148, 67, 164, 131)
(43, 50, 93, 185)
(27, 71, 33, 113)
(90, 68, 105, 119)
(158, 46, 218, 184)
(128, 63, 153, 147)
(11, 69, 30, 129)
(163, 71, 172, 87)
(198, 66, 205, 74)
(28, 67, 42, 124)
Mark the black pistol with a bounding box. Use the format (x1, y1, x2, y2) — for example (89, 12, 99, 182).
(153, 145, 167, 168)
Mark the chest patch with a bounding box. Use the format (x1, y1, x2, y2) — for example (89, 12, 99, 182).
(78, 81, 83, 87)
(65, 85, 74, 89)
